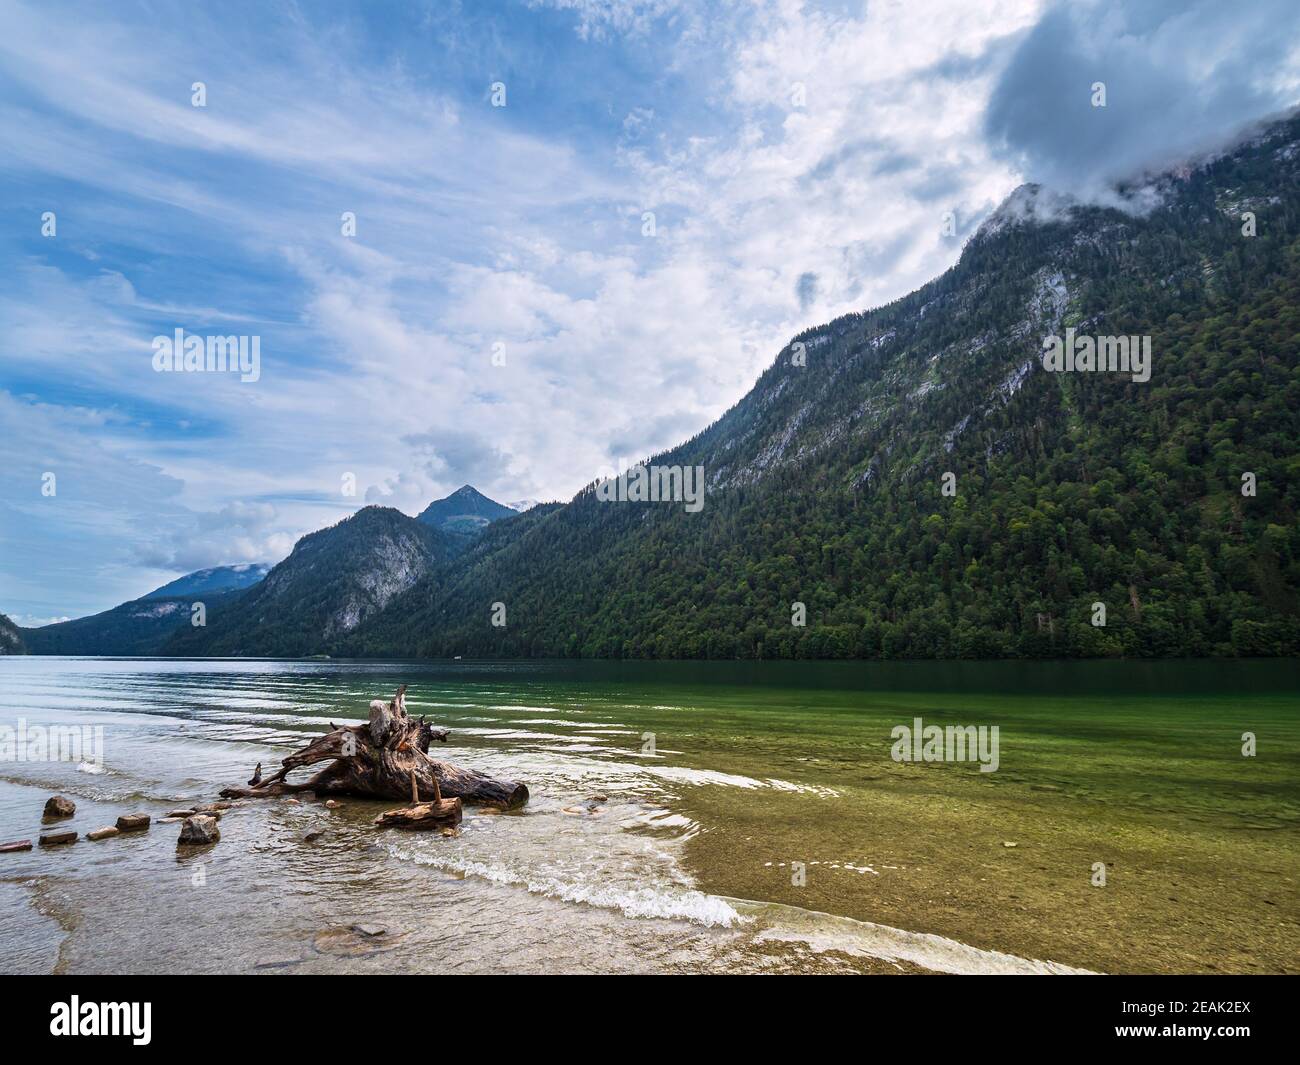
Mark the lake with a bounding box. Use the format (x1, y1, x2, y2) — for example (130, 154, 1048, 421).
(0, 657, 1295, 974)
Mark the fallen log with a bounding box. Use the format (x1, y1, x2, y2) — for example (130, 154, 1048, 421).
(373, 801, 462, 830)
(373, 770, 462, 830)
(220, 685, 528, 809)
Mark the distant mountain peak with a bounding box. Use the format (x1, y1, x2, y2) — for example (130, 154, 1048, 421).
(417, 485, 516, 534)
(142, 562, 270, 601)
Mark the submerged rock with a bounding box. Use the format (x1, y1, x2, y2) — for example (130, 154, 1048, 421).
(178, 815, 220, 846)
(116, 814, 151, 832)
(86, 827, 120, 841)
(313, 925, 404, 958)
(43, 795, 76, 818)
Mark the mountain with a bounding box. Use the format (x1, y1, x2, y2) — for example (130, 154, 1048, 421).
(417, 485, 517, 534)
(342, 112, 1300, 660)
(506, 499, 542, 513)
(21, 116, 1300, 662)
(19, 591, 249, 656)
(343, 502, 564, 655)
(163, 506, 457, 656)
(15, 563, 270, 656)
(0, 613, 25, 655)
(143, 563, 270, 600)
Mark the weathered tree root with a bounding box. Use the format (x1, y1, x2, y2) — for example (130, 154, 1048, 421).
(220, 685, 528, 809)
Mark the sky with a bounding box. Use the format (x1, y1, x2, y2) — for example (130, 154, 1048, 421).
(1, 0, 1297, 623)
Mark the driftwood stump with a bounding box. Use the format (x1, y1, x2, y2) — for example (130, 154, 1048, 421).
(220, 685, 528, 809)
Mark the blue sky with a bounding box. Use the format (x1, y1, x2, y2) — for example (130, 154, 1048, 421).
(2, 0, 1297, 623)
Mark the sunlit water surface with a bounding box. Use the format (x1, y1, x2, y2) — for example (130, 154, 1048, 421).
(0, 658, 1295, 974)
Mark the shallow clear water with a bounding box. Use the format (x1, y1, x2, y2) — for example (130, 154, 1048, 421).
(0, 657, 1295, 974)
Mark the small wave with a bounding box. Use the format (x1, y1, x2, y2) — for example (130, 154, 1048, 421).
(387, 845, 747, 927)
(645, 764, 840, 797)
(736, 899, 1097, 975)
(387, 845, 1093, 972)
(75, 762, 105, 775)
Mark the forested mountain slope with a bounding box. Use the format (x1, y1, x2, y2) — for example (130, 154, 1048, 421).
(0, 613, 25, 655)
(345, 113, 1300, 660)
(20, 591, 246, 656)
(164, 506, 458, 657)
(142, 563, 269, 600)
(15, 564, 266, 656)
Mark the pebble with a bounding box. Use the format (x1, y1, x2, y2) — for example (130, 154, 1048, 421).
(116, 814, 151, 832)
(86, 827, 120, 841)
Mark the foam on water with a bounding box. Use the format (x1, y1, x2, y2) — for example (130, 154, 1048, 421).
(645, 763, 840, 797)
(389, 844, 748, 926)
(737, 899, 1098, 975)
(385, 841, 1092, 972)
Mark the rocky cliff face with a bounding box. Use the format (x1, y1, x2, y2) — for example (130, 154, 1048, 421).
(164, 506, 457, 656)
